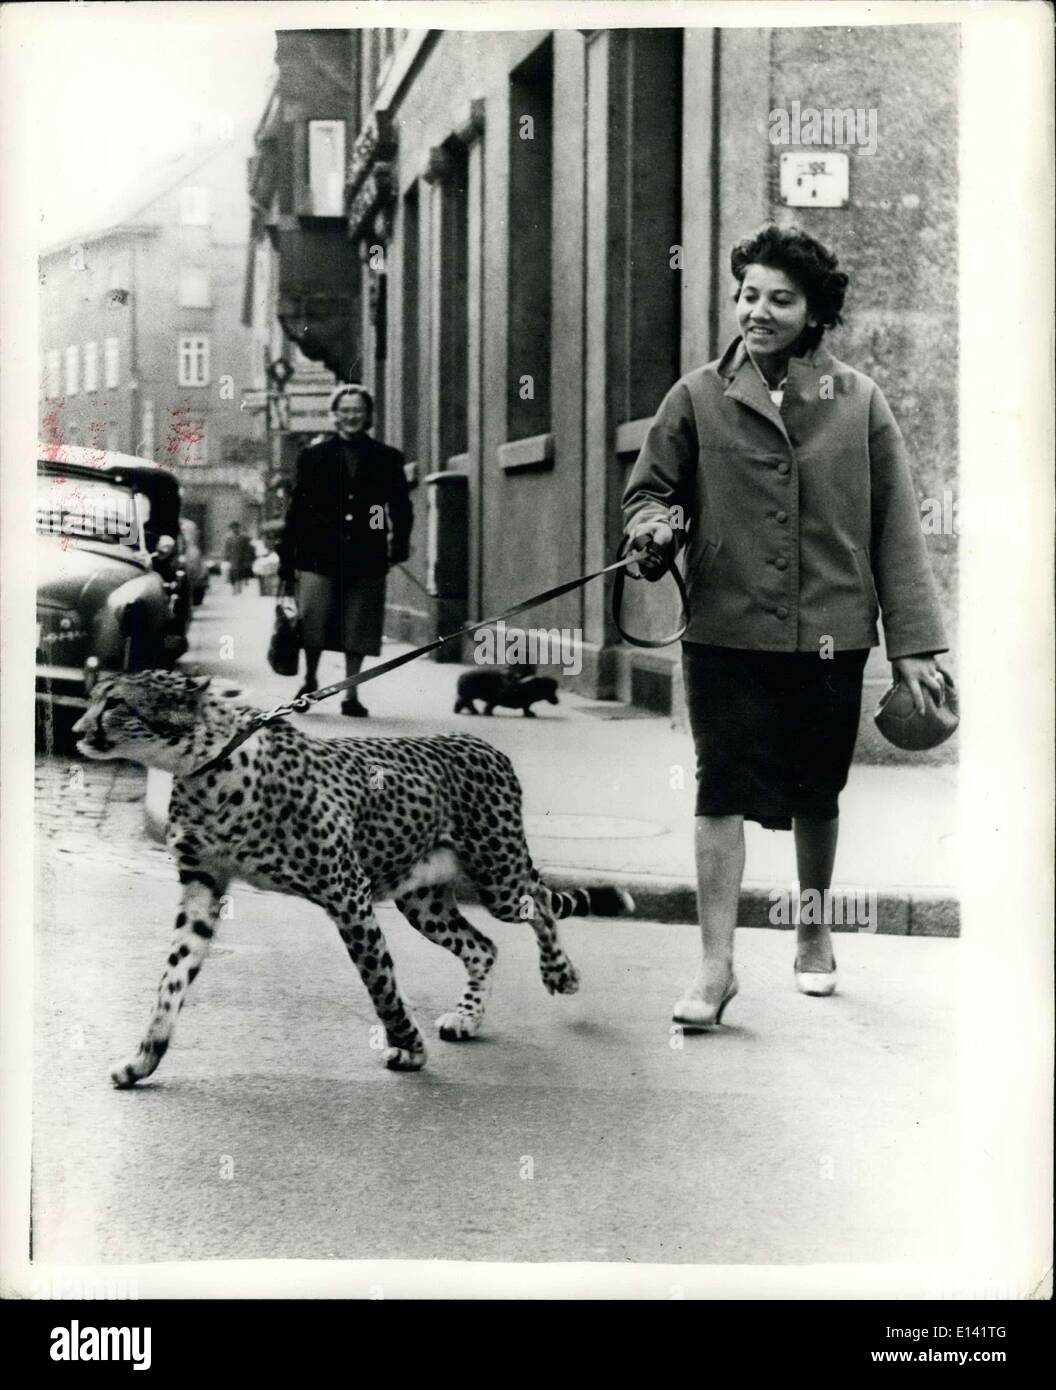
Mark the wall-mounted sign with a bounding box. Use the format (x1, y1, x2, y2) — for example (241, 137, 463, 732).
(779, 152, 850, 208)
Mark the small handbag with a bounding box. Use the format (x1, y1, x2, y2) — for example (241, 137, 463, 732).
(267, 596, 302, 677)
(874, 678, 959, 751)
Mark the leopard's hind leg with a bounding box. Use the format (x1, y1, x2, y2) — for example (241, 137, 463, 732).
(324, 867, 428, 1071)
(476, 867, 580, 998)
(395, 884, 498, 1040)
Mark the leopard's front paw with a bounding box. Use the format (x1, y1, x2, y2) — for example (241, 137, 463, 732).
(542, 958, 581, 996)
(110, 1062, 142, 1089)
(383, 1044, 427, 1071)
(436, 1010, 482, 1041)
(110, 1039, 166, 1088)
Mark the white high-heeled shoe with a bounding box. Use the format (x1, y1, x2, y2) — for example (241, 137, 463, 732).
(794, 956, 838, 996)
(672, 970, 739, 1029)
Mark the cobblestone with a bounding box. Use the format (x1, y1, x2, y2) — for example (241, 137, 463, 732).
(35, 755, 170, 875)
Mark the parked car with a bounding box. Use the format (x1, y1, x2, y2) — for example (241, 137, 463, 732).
(35, 447, 192, 734)
(179, 517, 209, 605)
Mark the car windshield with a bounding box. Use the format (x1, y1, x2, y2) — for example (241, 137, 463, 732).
(36, 473, 141, 547)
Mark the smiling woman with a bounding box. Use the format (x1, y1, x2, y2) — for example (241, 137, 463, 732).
(623, 222, 954, 1029)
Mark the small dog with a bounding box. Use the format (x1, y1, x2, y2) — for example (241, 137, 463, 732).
(455, 669, 559, 717)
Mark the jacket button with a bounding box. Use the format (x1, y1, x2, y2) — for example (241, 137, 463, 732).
(776, 510, 788, 523)
(777, 462, 790, 476)
(775, 557, 788, 571)
(344, 514, 353, 522)
(776, 606, 789, 620)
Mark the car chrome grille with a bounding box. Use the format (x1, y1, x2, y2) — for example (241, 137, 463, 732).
(36, 608, 88, 668)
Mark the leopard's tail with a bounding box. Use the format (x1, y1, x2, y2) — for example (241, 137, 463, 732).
(541, 881, 636, 919)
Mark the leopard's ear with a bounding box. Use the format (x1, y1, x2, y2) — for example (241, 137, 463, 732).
(185, 675, 212, 697)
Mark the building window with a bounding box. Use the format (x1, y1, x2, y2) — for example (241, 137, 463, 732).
(65, 345, 80, 396)
(178, 266, 211, 308)
(308, 120, 346, 216)
(179, 186, 209, 225)
(364, 29, 380, 104)
(45, 350, 61, 398)
(439, 142, 470, 464)
(185, 423, 208, 467)
(378, 28, 398, 88)
(400, 183, 420, 460)
(507, 39, 553, 441)
(178, 335, 210, 387)
(106, 255, 130, 293)
(104, 337, 120, 389)
(623, 29, 684, 421)
(140, 399, 155, 460)
(83, 341, 99, 392)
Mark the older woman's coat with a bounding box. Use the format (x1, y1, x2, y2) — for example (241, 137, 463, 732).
(622, 338, 948, 659)
(278, 432, 412, 583)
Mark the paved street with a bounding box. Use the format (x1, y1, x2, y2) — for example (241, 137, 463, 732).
(31, 586, 959, 1268)
(34, 842, 958, 1266)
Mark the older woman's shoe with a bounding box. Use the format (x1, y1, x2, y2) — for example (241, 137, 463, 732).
(794, 957, 838, 996)
(672, 970, 738, 1030)
(340, 698, 369, 718)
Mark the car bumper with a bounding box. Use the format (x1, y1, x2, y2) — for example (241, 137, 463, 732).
(36, 658, 102, 710)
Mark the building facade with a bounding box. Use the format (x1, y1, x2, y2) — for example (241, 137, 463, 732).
(39, 141, 266, 554)
(247, 23, 959, 739)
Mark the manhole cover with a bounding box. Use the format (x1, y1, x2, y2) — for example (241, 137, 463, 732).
(524, 813, 666, 840)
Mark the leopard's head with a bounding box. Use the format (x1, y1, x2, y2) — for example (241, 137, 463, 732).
(73, 670, 212, 769)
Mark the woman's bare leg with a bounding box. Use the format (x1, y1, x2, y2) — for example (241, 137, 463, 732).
(793, 813, 839, 971)
(687, 814, 744, 998)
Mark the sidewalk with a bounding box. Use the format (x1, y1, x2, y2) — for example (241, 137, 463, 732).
(164, 588, 958, 934)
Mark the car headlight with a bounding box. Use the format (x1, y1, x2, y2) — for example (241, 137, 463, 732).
(37, 609, 85, 646)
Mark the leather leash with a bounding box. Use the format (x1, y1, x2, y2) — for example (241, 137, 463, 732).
(188, 544, 689, 778)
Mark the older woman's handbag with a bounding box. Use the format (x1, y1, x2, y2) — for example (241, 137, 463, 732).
(874, 678, 959, 751)
(267, 596, 301, 677)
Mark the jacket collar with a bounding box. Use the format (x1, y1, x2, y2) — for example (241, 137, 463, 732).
(718, 335, 834, 438)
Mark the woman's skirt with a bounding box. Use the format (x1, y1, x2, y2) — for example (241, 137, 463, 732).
(296, 570, 386, 656)
(682, 641, 869, 830)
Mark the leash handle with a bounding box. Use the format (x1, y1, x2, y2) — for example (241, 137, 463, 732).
(611, 537, 690, 648)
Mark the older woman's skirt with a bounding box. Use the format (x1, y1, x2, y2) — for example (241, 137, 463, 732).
(682, 642, 869, 830)
(296, 570, 386, 655)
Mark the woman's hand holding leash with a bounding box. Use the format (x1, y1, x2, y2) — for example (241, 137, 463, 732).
(627, 521, 675, 581)
(892, 654, 955, 716)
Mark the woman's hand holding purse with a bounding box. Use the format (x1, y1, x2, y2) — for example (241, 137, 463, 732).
(891, 654, 954, 716)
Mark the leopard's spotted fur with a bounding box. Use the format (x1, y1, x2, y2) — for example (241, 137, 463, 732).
(72, 671, 634, 1082)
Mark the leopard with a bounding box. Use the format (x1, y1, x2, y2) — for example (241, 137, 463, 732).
(71, 670, 634, 1084)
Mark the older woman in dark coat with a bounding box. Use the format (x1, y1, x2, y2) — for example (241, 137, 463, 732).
(278, 385, 412, 716)
(624, 224, 953, 1024)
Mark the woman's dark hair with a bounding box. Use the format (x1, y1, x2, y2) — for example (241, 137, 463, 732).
(730, 224, 849, 350)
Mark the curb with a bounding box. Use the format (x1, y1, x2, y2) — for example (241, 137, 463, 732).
(538, 868, 960, 937)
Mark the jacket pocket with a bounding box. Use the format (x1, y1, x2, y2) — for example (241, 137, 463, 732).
(852, 546, 880, 618)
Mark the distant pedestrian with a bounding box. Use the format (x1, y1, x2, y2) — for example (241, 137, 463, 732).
(278, 385, 413, 716)
(624, 223, 954, 1024)
(223, 522, 255, 595)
